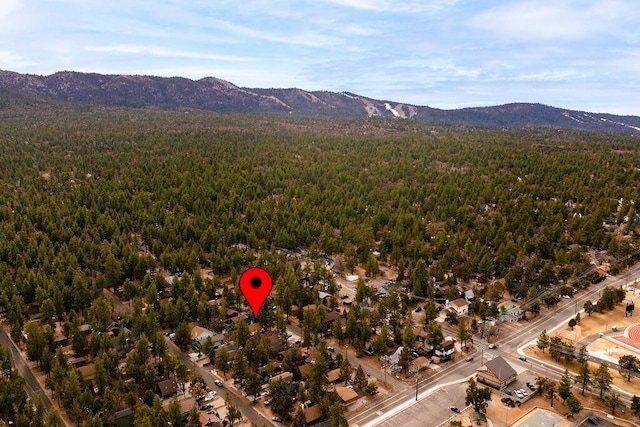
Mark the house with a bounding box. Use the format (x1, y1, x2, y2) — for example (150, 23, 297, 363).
(264, 332, 286, 353)
(53, 336, 69, 348)
(327, 368, 342, 384)
(382, 346, 404, 366)
(324, 311, 340, 325)
(68, 356, 88, 368)
(412, 327, 429, 343)
(78, 363, 96, 380)
(476, 355, 517, 390)
(200, 413, 223, 427)
(191, 326, 224, 351)
(464, 289, 475, 302)
(447, 298, 469, 316)
(434, 340, 455, 359)
(409, 356, 430, 373)
(248, 323, 262, 335)
(299, 363, 313, 379)
(304, 404, 323, 424)
(270, 371, 293, 384)
(156, 378, 180, 399)
(362, 341, 374, 356)
(115, 408, 134, 427)
(335, 386, 358, 405)
(162, 396, 197, 418)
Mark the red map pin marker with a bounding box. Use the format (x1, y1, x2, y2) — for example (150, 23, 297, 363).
(239, 267, 273, 318)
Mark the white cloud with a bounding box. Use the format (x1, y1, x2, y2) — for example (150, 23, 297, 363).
(85, 45, 258, 62)
(327, 0, 456, 13)
(341, 24, 376, 36)
(0, 49, 37, 68)
(470, 0, 634, 41)
(0, 0, 20, 19)
(210, 18, 340, 48)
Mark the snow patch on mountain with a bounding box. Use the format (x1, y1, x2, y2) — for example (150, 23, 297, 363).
(385, 103, 400, 117)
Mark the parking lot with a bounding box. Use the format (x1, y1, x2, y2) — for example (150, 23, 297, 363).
(498, 371, 539, 407)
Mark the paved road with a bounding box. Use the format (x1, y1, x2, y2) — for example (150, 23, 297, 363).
(349, 263, 640, 426)
(163, 337, 273, 426)
(103, 288, 275, 426)
(0, 325, 53, 411)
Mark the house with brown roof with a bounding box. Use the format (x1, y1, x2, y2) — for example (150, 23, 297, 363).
(156, 378, 180, 399)
(476, 355, 517, 390)
(447, 298, 469, 316)
(327, 368, 342, 384)
(304, 404, 323, 424)
(161, 396, 197, 418)
(409, 356, 430, 373)
(298, 363, 313, 379)
(412, 327, 429, 343)
(335, 386, 358, 405)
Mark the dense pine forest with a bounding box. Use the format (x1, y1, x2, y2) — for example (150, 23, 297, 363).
(1, 109, 640, 425)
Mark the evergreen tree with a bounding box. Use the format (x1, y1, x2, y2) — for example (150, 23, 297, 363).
(619, 354, 640, 382)
(558, 369, 573, 401)
(593, 362, 613, 400)
(576, 361, 591, 395)
(465, 378, 491, 413)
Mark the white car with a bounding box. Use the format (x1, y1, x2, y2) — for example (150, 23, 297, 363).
(514, 390, 524, 398)
(204, 391, 217, 401)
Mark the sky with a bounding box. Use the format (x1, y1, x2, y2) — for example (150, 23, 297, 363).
(1, 0, 639, 115)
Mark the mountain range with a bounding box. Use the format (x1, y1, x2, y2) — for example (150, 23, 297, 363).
(1, 69, 639, 133)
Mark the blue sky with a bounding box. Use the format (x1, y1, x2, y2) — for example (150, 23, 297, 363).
(1, 0, 639, 114)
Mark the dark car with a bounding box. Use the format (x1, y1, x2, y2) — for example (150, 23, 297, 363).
(501, 397, 515, 407)
(518, 355, 527, 361)
(448, 406, 460, 413)
(414, 306, 422, 312)
(214, 379, 223, 387)
(526, 382, 536, 391)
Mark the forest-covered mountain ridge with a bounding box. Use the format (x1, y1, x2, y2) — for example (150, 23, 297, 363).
(1, 69, 640, 133)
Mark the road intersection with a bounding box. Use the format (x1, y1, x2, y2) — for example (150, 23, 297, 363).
(348, 262, 640, 426)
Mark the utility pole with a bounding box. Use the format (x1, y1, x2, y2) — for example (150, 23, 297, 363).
(415, 377, 419, 401)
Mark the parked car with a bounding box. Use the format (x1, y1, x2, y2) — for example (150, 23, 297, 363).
(466, 356, 474, 362)
(526, 382, 536, 391)
(204, 391, 217, 401)
(272, 417, 282, 422)
(518, 355, 527, 361)
(514, 390, 524, 398)
(214, 379, 223, 387)
(448, 406, 460, 413)
(414, 306, 422, 312)
(264, 399, 271, 406)
(488, 343, 496, 349)
(501, 397, 515, 407)
(199, 404, 213, 411)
